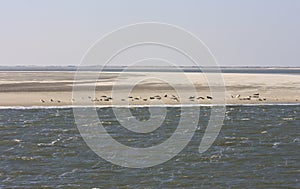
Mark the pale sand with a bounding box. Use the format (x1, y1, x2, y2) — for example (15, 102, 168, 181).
(0, 71, 299, 106)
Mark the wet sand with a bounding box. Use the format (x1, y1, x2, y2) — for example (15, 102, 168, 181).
(0, 71, 299, 106)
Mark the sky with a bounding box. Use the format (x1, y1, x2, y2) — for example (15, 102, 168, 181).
(0, 0, 299, 67)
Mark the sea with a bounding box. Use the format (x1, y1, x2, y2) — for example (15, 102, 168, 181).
(0, 105, 299, 188)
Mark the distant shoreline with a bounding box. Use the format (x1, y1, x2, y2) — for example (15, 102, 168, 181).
(0, 71, 299, 106)
(0, 66, 299, 74)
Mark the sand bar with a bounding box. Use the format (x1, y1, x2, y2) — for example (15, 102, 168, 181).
(0, 71, 299, 106)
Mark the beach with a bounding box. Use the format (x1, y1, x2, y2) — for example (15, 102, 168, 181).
(0, 71, 299, 106)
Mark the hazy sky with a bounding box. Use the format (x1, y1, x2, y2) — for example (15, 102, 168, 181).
(0, 0, 299, 67)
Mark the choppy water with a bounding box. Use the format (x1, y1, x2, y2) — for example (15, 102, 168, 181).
(0, 105, 299, 188)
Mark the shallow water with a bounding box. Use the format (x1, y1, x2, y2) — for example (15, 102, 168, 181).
(0, 105, 299, 188)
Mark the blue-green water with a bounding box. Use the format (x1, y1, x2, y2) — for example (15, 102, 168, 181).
(0, 105, 299, 188)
